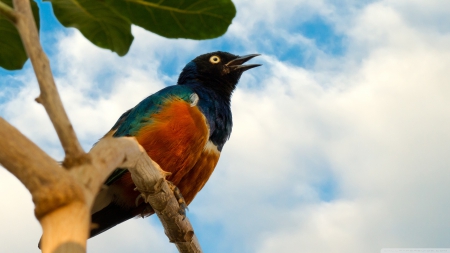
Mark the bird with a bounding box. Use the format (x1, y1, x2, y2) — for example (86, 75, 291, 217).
(89, 51, 261, 237)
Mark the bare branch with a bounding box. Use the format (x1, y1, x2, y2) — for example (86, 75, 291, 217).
(0, 118, 88, 253)
(3, 2, 203, 252)
(0, 118, 85, 218)
(0, 121, 202, 253)
(71, 137, 147, 206)
(12, 0, 86, 165)
(84, 137, 204, 252)
(0, 1, 18, 23)
(128, 149, 203, 252)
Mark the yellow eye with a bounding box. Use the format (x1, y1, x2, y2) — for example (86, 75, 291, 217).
(209, 55, 221, 64)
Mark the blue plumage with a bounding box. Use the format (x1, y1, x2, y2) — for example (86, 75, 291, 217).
(113, 85, 194, 137)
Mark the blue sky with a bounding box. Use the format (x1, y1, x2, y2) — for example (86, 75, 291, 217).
(1, 0, 450, 252)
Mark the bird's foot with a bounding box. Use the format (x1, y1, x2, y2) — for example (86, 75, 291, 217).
(134, 193, 155, 218)
(166, 181, 188, 216)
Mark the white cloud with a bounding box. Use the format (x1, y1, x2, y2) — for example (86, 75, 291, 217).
(0, 168, 41, 253)
(215, 1, 450, 252)
(88, 217, 175, 253)
(189, 1, 450, 252)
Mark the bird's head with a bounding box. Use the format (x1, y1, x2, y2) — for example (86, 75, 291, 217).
(178, 51, 261, 98)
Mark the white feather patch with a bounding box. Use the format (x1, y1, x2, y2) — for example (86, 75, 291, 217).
(203, 140, 220, 155)
(190, 93, 199, 107)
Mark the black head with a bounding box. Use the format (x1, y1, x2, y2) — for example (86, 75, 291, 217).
(177, 51, 261, 98)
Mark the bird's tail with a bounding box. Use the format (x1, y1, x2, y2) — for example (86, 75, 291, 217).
(89, 183, 154, 238)
(90, 202, 149, 238)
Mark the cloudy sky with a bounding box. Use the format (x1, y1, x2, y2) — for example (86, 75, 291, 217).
(1, 0, 450, 252)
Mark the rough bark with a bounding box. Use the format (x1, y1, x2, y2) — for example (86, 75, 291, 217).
(0, 119, 203, 253)
(0, 118, 89, 253)
(129, 151, 202, 253)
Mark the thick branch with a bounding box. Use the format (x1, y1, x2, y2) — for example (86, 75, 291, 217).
(0, 121, 202, 252)
(70, 137, 148, 207)
(129, 151, 202, 252)
(3, 1, 202, 253)
(0, 1, 17, 23)
(0, 118, 85, 218)
(12, 0, 85, 165)
(0, 118, 88, 253)
(1, 2, 202, 242)
(85, 137, 203, 252)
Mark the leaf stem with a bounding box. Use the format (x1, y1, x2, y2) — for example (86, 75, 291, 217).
(0, 1, 18, 23)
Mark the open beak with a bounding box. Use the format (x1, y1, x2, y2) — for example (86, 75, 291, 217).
(225, 54, 261, 72)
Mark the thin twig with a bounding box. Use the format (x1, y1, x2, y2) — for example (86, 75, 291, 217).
(0, 1, 17, 23)
(12, 0, 86, 166)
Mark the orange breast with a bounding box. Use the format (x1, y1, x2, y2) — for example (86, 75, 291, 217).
(134, 98, 209, 185)
(177, 142, 220, 204)
(111, 98, 220, 208)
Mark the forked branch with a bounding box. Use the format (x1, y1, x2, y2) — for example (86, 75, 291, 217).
(0, 0, 203, 252)
(0, 118, 202, 252)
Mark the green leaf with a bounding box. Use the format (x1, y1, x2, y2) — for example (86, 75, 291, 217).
(105, 0, 236, 40)
(45, 0, 134, 56)
(0, 0, 40, 70)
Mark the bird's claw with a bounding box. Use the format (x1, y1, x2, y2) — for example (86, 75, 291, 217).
(166, 181, 188, 216)
(135, 194, 143, 207)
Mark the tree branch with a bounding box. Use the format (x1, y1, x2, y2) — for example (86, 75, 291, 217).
(2, 1, 203, 252)
(0, 118, 88, 253)
(85, 137, 203, 252)
(0, 1, 17, 23)
(12, 0, 86, 166)
(0, 118, 84, 218)
(128, 148, 203, 253)
(0, 118, 202, 252)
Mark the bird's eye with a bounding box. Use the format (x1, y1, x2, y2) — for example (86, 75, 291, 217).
(209, 55, 221, 64)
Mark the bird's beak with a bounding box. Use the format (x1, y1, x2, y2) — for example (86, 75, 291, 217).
(225, 54, 261, 72)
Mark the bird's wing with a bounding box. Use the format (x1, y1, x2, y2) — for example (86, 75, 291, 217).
(114, 85, 195, 137)
(103, 85, 201, 185)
